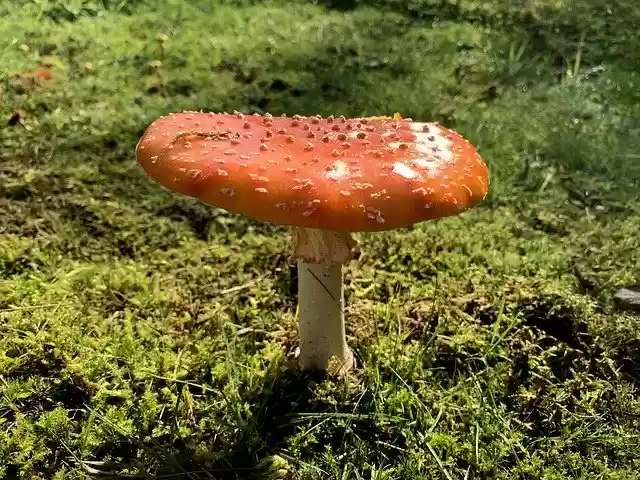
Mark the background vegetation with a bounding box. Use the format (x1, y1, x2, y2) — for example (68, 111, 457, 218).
(1, 0, 639, 478)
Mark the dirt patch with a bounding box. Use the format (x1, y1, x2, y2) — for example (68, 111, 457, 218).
(462, 298, 500, 325)
(518, 294, 591, 349)
(404, 300, 439, 341)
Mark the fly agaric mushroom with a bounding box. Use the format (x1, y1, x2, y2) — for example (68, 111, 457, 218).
(136, 111, 489, 373)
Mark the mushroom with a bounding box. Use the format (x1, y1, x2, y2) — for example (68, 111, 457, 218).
(135, 111, 489, 374)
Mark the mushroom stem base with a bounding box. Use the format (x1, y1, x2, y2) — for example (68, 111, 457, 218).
(297, 260, 354, 374)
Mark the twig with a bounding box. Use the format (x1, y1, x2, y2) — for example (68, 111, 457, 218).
(219, 274, 267, 295)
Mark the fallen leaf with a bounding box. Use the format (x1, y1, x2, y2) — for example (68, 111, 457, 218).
(32, 68, 53, 81)
(9, 67, 54, 91)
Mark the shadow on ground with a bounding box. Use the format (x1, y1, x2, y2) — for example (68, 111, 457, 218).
(79, 367, 401, 479)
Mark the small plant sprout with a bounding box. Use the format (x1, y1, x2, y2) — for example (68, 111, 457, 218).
(155, 32, 169, 60)
(135, 111, 490, 374)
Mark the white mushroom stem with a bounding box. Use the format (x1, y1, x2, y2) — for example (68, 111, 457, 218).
(292, 228, 357, 373)
(297, 261, 352, 372)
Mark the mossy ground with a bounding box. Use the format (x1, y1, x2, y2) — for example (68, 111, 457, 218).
(1, 0, 640, 478)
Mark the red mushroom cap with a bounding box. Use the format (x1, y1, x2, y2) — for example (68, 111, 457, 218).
(136, 111, 489, 232)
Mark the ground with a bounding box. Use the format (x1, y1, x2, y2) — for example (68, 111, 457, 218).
(1, 0, 640, 478)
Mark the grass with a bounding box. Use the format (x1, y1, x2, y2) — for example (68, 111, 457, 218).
(1, 0, 640, 478)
